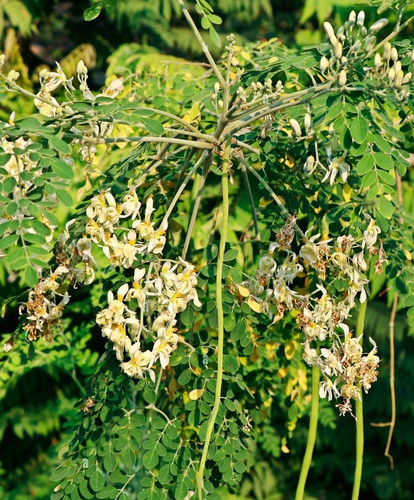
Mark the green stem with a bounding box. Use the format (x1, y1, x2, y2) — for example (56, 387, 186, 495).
(197, 139, 230, 500)
(295, 364, 320, 500)
(352, 300, 367, 500)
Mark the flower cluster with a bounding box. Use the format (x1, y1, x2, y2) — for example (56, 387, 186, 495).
(240, 214, 384, 415)
(85, 188, 167, 268)
(96, 258, 200, 380)
(19, 228, 96, 343)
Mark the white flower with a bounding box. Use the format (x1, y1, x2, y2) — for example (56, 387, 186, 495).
(321, 154, 350, 185)
(319, 378, 340, 401)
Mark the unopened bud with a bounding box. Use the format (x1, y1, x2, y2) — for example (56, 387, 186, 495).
(0, 54, 5, 68)
(402, 72, 412, 84)
(383, 42, 391, 60)
(339, 70, 347, 86)
(394, 70, 403, 88)
(341, 56, 348, 65)
(364, 36, 376, 51)
(324, 22, 335, 40)
(289, 118, 302, 137)
(369, 18, 388, 33)
(330, 34, 338, 46)
(4, 340, 13, 352)
(76, 60, 88, 75)
(352, 40, 361, 52)
(7, 70, 19, 81)
(388, 67, 395, 82)
(335, 42, 343, 59)
(320, 56, 329, 72)
(349, 11, 356, 25)
(394, 61, 402, 74)
(304, 113, 312, 132)
(218, 99, 223, 108)
(304, 155, 315, 174)
(357, 11, 365, 27)
(374, 53, 382, 69)
(411, 50, 414, 62)
(391, 47, 398, 61)
(214, 82, 220, 93)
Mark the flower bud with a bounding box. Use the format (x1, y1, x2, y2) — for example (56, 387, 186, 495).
(304, 155, 315, 174)
(330, 34, 338, 46)
(391, 47, 398, 61)
(324, 22, 335, 40)
(4, 340, 13, 352)
(320, 56, 329, 72)
(7, 70, 19, 81)
(374, 53, 382, 68)
(411, 50, 414, 62)
(214, 82, 220, 93)
(76, 60, 88, 75)
(394, 61, 401, 74)
(352, 40, 361, 52)
(383, 42, 391, 60)
(369, 18, 388, 33)
(341, 56, 348, 65)
(394, 70, 403, 88)
(304, 113, 312, 132)
(289, 118, 302, 137)
(357, 11, 365, 27)
(402, 72, 412, 84)
(388, 67, 395, 82)
(335, 42, 343, 59)
(339, 70, 347, 86)
(349, 11, 356, 24)
(0, 54, 5, 68)
(364, 36, 376, 51)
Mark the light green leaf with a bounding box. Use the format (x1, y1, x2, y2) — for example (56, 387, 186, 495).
(350, 116, 368, 144)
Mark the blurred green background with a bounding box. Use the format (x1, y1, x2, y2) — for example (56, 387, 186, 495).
(1, 1, 414, 499)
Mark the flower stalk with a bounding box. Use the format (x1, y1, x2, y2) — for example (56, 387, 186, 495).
(295, 364, 320, 500)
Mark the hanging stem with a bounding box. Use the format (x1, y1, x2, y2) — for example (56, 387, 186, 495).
(295, 364, 320, 500)
(352, 299, 367, 500)
(197, 138, 230, 500)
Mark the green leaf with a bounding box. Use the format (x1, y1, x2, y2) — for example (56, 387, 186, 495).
(25, 266, 38, 287)
(0, 233, 18, 250)
(143, 448, 159, 470)
(141, 118, 164, 135)
(208, 14, 222, 25)
(209, 26, 221, 47)
(50, 466, 70, 482)
(55, 189, 73, 207)
(377, 196, 394, 220)
(32, 219, 51, 236)
(355, 155, 374, 176)
(223, 249, 238, 261)
(2, 176, 16, 193)
(96, 486, 118, 499)
(84, 4, 102, 21)
(350, 116, 368, 144)
(48, 136, 72, 155)
(377, 169, 395, 186)
(103, 453, 117, 473)
(89, 470, 105, 492)
(201, 16, 211, 29)
(230, 320, 246, 341)
(123, 447, 136, 469)
(178, 369, 191, 386)
(223, 355, 239, 374)
(374, 152, 394, 171)
(50, 158, 74, 179)
(158, 464, 172, 485)
(174, 481, 188, 500)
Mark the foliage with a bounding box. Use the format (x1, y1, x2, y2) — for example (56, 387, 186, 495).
(1, 0, 414, 499)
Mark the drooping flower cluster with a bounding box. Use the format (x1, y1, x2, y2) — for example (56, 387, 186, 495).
(19, 230, 96, 343)
(85, 188, 167, 268)
(239, 214, 384, 415)
(97, 258, 200, 381)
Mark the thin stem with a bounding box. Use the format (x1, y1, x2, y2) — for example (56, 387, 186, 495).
(176, 0, 226, 88)
(197, 138, 230, 500)
(237, 156, 306, 239)
(182, 158, 210, 260)
(239, 160, 260, 240)
(163, 127, 217, 142)
(161, 150, 209, 227)
(138, 107, 200, 133)
(64, 132, 214, 149)
(352, 300, 367, 500)
(295, 364, 320, 500)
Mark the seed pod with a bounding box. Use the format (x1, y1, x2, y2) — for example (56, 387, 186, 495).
(369, 18, 388, 33)
(320, 56, 329, 72)
(289, 118, 302, 137)
(357, 11, 365, 27)
(304, 113, 312, 132)
(339, 70, 347, 86)
(304, 155, 315, 174)
(383, 42, 391, 60)
(349, 11, 356, 25)
(374, 53, 382, 69)
(324, 22, 335, 40)
(335, 42, 343, 59)
(394, 71, 403, 88)
(388, 67, 395, 82)
(403, 72, 412, 84)
(391, 47, 398, 61)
